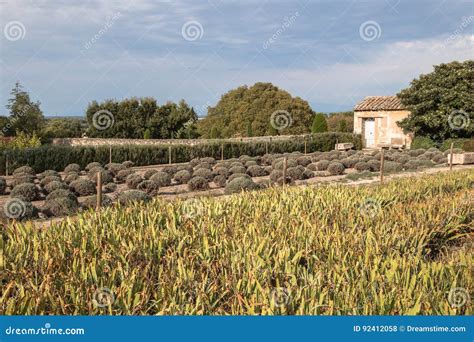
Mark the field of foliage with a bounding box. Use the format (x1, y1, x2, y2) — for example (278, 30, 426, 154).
(1, 169, 472, 315)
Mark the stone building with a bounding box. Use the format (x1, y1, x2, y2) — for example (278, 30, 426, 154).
(354, 96, 412, 149)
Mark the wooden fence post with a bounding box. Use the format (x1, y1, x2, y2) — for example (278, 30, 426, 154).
(5, 155, 8, 176)
(109, 145, 112, 164)
(168, 145, 172, 164)
(283, 156, 288, 186)
(304, 137, 307, 155)
(449, 142, 454, 171)
(221, 142, 224, 161)
(380, 149, 385, 184)
(96, 171, 102, 210)
(265, 140, 268, 155)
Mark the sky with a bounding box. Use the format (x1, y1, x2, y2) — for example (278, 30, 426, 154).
(0, 0, 473, 117)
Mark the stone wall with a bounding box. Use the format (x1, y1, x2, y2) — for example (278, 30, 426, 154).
(52, 135, 311, 147)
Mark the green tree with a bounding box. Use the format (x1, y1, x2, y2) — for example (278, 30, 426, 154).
(246, 122, 253, 137)
(338, 119, 348, 132)
(5, 82, 45, 136)
(397, 60, 473, 141)
(311, 113, 328, 133)
(210, 126, 220, 139)
(197, 83, 315, 138)
(41, 118, 84, 140)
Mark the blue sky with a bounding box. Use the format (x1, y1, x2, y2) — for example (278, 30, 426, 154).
(0, 0, 473, 117)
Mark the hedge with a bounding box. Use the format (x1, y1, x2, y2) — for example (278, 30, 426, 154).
(0, 133, 362, 175)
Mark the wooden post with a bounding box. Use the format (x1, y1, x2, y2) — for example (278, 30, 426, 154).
(304, 137, 307, 155)
(265, 141, 268, 155)
(221, 142, 224, 161)
(96, 171, 102, 210)
(283, 156, 288, 185)
(168, 145, 172, 164)
(270, 137, 273, 153)
(380, 149, 385, 184)
(449, 142, 454, 171)
(109, 145, 112, 164)
(5, 155, 8, 176)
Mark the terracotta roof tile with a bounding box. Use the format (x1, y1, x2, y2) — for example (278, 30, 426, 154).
(354, 96, 405, 111)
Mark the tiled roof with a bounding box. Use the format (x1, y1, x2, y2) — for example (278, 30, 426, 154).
(354, 96, 405, 111)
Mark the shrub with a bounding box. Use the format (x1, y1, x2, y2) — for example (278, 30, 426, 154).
(302, 169, 314, 179)
(162, 165, 178, 176)
(246, 165, 266, 177)
(213, 175, 227, 187)
(103, 182, 117, 193)
(213, 167, 229, 177)
(174, 170, 192, 184)
(225, 177, 258, 194)
(201, 157, 216, 164)
(408, 148, 426, 157)
(411, 136, 436, 150)
(383, 161, 403, 173)
(40, 175, 62, 187)
(89, 169, 114, 184)
(273, 159, 298, 170)
(315, 160, 330, 171)
(0, 177, 6, 195)
(269, 170, 283, 182)
(44, 180, 68, 194)
(13, 165, 35, 176)
(264, 166, 273, 175)
(118, 190, 151, 205)
(64, 163, 81, 173)
(63, 172, 79, 184)
(367, 159, 381, 172)
(43, 197, 79, 217)
(115, 169, 135, 183)
(38, 170, 59, 179)
(106, 163, 126, 175)
(228, 173, 251, 182)
(11, 183, 37, 201)
(286, 167, 304, 180)
(404, 159, 434, 170)
(340, 158, 358, 168)
(187, 176, 209, 191)
(229, 165, 247, 175)
(69, 179, 96, 196)
(122, 160, 134, 168)
(244, 160, 257, 168)
(46, 189, 78, 202)
(126, 173, 144, 190)
(137, 180, 160, 196)
(354, 161, 371, 172)
(345, 170, 374, 181)
(150, 171, 172, 186)
(85, 162, 102, 171)
(11, 174, 35, 188)
(82, 195, 113, 209)
(192, 168, 213, 181)
(327, 162, 345, 175)
(297, 156, 311, 167)
(307, 163, 318, 171)
(144, 169, 158, 180)
(2, 198, 37, 220)
(394, 155, 410, 164)
(195, 162, 212, 170)
(440, 138, 473, 152)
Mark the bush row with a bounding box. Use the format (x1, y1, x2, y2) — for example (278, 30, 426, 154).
(0, 133, 362, 174)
